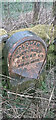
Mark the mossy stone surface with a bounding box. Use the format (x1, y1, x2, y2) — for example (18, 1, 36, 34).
(9, 24, 54, 41)
(1, 25, 55, 92)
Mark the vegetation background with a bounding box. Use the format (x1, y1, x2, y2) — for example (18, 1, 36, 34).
(0, 1, 56, 119)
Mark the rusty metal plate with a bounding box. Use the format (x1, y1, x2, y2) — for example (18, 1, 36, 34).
(8, 39, 47, 79)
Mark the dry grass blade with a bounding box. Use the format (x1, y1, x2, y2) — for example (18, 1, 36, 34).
(43, 87, 55, 118)
(7, 91, 49, 101)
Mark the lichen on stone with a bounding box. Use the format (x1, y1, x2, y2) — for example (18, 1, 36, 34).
(0, 29, 7, 36)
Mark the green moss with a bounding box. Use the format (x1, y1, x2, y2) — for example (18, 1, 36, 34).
(10, 79, 35, 93)
(9, 24, 54, 42)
